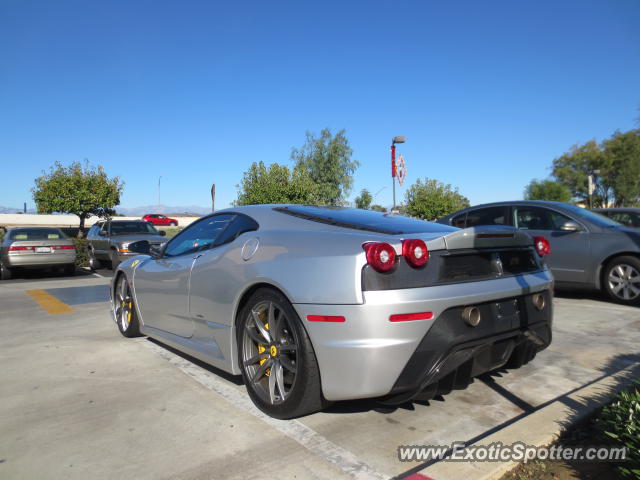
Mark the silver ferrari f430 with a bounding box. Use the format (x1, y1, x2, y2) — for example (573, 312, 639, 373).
(110, 205, 553, 419)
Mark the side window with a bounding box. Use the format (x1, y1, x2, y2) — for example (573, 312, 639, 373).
(214, 214, 259, 246)
(611, 212, 633, 227)
(514, 207, 573, 230)
(451, 213, 467, 228)
(164, 214, 235, 257)
(87, 225, 98, 238)
(465, 207, 509, 227)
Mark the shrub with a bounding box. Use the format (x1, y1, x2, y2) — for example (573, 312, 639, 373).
(595, 382, 640, 479)
(73, 238, 89, 267)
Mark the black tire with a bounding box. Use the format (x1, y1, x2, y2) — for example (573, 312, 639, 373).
(113, 274, 142, 337)
(109, 250, 120, 270)
(169, 221, 177, 227)
(602, 255, 640, 306)
(237, 288, 327, 419)
(88, 249, 101, 271)
(0, 261, 12, 280)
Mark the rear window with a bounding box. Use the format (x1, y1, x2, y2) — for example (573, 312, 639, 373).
(273, 206, 456, 235)
(10, 228, 65, 240)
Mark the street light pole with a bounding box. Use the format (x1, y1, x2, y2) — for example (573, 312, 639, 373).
(390, 136, 406, 212)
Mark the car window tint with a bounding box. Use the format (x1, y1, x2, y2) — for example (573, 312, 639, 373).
(10, 228, 63, 240)
(215, 214, 259, 246)
(610, 212, 639, 227)
(451, 213, 467, 228)
(164, 214, 235, 257)
(465, 207, 509, 227)
(515, 207, 572, 230)
(109, 222, 158, 235)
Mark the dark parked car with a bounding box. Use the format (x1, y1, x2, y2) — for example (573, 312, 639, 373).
(592, 208, 640, 229)
(86, 220, 168, 269)
(438, 201, 640, 305)
(1, 227, 76, 280)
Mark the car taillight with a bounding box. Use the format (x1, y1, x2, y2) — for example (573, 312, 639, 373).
(8, 246, 34, 251)
(53, 245, 75, 250)
(533, 236, 551, 257)
(363, 242, 396, 272)
(402, 239, 428, 268)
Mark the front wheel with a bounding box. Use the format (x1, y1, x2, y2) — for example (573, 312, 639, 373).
(169, 221, 177, 227)
(237, 288, 327, 419)
(88, 249, 101, 271)
(113, 274, 142, 337)
(603, 256, 640, 306)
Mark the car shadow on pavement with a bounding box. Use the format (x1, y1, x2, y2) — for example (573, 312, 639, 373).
(2, 267, 93, 281)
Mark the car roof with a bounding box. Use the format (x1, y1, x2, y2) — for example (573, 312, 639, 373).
(593, 207, 640, 212)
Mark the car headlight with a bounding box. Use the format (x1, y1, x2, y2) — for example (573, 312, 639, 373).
(117, 243, 132, 253)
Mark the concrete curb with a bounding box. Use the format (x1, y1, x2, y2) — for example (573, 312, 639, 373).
(411, 365, 637, 480)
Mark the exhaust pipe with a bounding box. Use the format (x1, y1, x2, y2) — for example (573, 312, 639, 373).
(532, 293, 545, 311)
(462, 306, 481, 327)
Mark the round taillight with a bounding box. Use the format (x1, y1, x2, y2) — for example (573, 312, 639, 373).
(363, 242, 396, 272)
(533, 236, 551, 257)
(402, 239, 429, 268)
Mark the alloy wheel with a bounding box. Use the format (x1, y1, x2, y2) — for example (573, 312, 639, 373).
(607, 263, 640, 301)
(241, 300, 298, 405)
(114, 277, 134, 332)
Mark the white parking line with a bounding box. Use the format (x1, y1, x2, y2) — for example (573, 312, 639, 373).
(140, 339, 389, 480)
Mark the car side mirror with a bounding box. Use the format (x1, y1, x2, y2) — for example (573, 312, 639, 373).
(149, 244, 163, 259)
(159, 230, 166, 237)
(560, 221, 581, 232)
(127, 240, 150, 254)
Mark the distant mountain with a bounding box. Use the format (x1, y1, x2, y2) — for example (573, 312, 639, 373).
(115, 205, 211, 216)
(0, 205, 36, 214)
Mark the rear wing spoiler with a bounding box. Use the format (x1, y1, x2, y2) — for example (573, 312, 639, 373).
(441, 225, 532, 250)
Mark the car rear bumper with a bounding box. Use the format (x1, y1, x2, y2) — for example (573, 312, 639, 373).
(292, 270, 553, 402)
(6, 252, 76, 267)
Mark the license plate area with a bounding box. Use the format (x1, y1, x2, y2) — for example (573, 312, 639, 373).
(35, 246, 52, 253)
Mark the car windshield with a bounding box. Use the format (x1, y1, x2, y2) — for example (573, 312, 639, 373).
(110, 222, 159, 235)
(561, 204, 623, 228)
(10, 228, 65, 240)
(273, 206, 457, 234)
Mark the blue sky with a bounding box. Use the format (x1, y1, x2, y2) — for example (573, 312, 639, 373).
(1, 0, 639, 212)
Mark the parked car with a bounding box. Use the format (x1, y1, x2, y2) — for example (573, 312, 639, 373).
(142, 214, 179, 227)
(438, 201, 640, 305)
(0, 227, 76, 280)
(111, 205, 553, 418)
(86, 220, 168, 270)
(591, 207, 640, 229)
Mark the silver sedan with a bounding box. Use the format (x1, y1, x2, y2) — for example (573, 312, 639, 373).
(1, 227, 76, 280)
(111, 205, 553, 418)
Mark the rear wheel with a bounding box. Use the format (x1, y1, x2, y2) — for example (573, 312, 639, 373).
(237, 288, 326, 419)
(0, 261, 12, 280)
(603, 256, 640, 306)
(113, 274, 142, 337)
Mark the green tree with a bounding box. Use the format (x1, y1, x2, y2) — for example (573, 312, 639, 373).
(32, 161, 123, 237)
(404, 178, 470, 220)
(291, 128, 359, 205)
(354, 189, 373, 209)
(552, 140, 613, 207)
(603, 129, 640, 206)
(370, 204, 386, 212)
(235, 161, 319, 205)
(523, 179, 572, 202)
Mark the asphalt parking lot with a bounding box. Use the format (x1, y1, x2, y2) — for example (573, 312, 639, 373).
(1, 272, 638, 480)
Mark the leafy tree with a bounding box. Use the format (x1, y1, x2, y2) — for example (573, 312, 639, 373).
(354, 189, 373, 209)
(32, 161, 123, 237)
(523, 179, 572, 202)
(291, 128, 359, 205)
(603, 129, 640, 206)
(404, 178, 470, 221)
(370, 204, 386, 212)
(552, 140, 613, 207)
(235, 161, 319, 205)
